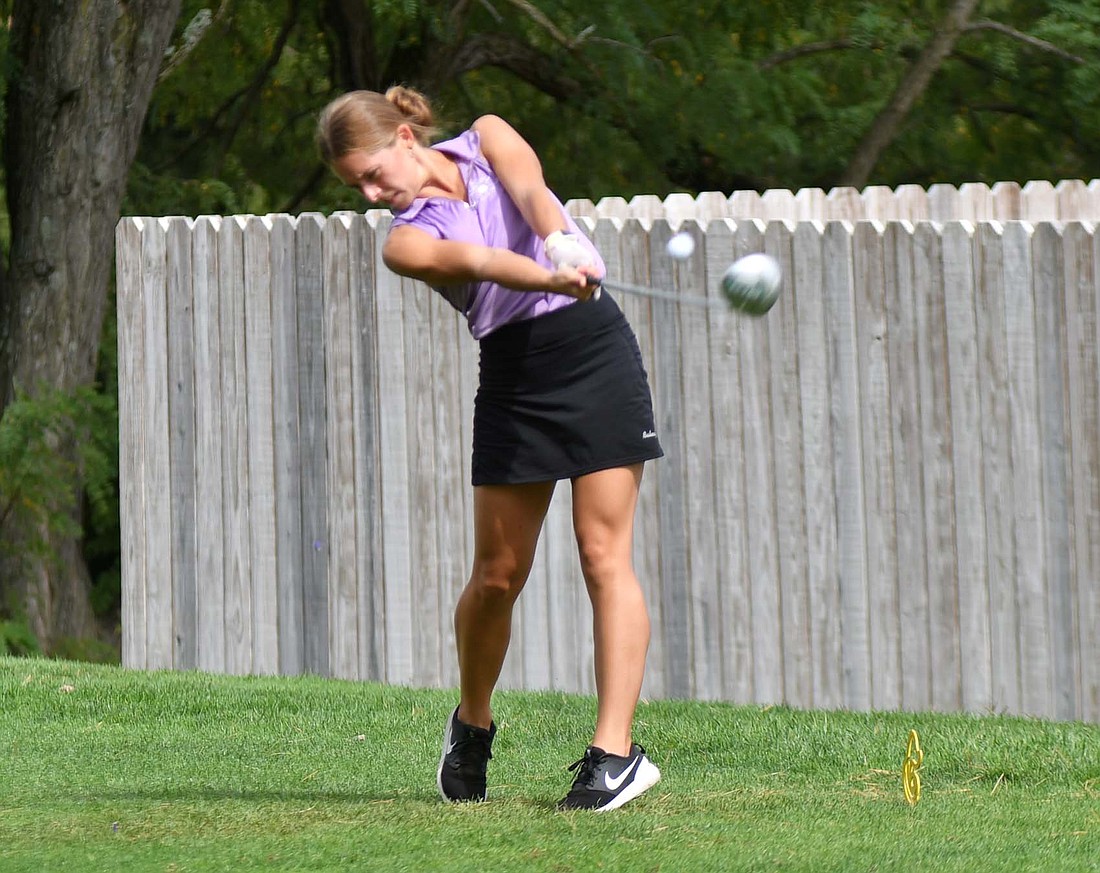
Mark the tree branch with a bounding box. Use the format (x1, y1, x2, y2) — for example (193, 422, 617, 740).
(448, 0, 476, 43)
(323, 0, 380, 90)
(216, 0, 302, 167)
(964, 19, 1086, 64)
(154, 1, 301, 172)
(497, 0, 587, 50)
(158, 0, 231, 82)
(758, 39, 858, 70)
(281, 163, 328, 214)
(437, 32, 583, 99)
(839, 0, 982, 189)
(493, 0, 602, 80)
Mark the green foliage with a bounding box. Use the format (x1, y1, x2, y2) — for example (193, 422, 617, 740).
(122, 0, 1100, 217)
(0, 386, 118, 588)
(0, 619, 40, 656)
(48, 634, 119, 664)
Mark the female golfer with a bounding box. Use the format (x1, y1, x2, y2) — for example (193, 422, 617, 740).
(317, 87, 662, 812)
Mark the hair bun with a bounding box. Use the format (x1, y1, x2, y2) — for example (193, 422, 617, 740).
(385, 86, 434, 129)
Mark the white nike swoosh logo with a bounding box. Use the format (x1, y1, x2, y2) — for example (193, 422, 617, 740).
(604, 757, 641, 791)
(445, 741, 457, 755)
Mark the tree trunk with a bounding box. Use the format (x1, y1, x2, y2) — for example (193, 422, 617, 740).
(322, 0, 380, 89)
(839, 0, 981, 189)
(1, 0, 183, 649)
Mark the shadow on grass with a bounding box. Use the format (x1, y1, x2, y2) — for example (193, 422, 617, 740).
(73, 786, 440, 806)
(80, 786, 568, 814)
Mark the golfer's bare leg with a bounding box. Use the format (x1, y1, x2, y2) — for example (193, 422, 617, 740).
(456, 480, 555, 730)
(572, 463, 650, 757)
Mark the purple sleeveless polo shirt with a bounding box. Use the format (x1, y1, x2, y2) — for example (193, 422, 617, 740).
(389, 128, 605, 340)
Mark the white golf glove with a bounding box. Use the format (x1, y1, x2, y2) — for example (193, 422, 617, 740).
(544, 230, 602, 300)
(544, 230, 593, 270)
(544, 230, 601, 300)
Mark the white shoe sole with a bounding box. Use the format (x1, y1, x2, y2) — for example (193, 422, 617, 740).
(594, 756, 661, 812)
(437, 707, 460, 801)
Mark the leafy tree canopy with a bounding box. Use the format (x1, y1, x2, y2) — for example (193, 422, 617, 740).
(125, 0, 1100, 212)
(130, 0, 1100, 217)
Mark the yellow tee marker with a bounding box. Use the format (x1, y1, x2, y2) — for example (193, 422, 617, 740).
(903, 729, 923, 806)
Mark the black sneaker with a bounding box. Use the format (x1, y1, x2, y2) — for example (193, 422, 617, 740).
(437, 707, 496, 802)
(557, 744, 661, 812)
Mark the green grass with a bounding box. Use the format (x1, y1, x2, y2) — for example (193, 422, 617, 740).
(1, 657, 1098, 872)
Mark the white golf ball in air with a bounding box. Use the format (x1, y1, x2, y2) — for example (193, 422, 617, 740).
(666, 232, 695, 260)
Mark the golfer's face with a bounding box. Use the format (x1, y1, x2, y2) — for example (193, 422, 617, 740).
(334, 143, 414, 210)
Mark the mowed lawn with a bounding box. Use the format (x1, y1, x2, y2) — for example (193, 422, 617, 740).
(1, 656, 1097, 872)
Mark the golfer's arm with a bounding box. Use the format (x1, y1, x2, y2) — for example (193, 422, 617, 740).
(382, 227, 584, 296)
(472, 114, 569, 239)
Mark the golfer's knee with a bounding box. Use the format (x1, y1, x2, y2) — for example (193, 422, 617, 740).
(469, 556, 527, 600)
(576, 531, 621, 586)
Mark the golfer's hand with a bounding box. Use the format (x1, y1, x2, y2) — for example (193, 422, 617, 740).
(549, 265, 600, 300)
(544, 231, 593, 270)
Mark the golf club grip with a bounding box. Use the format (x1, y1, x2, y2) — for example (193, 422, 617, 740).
(585, 275, 603, 301)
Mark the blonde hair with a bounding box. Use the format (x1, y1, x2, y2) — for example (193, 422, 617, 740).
(316, 86, 437, 163)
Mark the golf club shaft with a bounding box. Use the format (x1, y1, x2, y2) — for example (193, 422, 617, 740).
(589, 276, 727, 309)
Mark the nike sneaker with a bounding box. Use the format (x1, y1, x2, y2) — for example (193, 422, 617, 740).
(437, 707, 496, 802)
(557, 743, 661, 812)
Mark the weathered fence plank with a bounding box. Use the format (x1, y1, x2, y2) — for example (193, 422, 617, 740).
(245, 216, 279, 675)
(704, 219, 754, 704)
(991, 182, 1022, 220)
(1086, 224, 1100, 723)
(943, 222, 993, 714)
(975, 223, 1019, 714)
(912, 222, 961, 711)
(884, 221, 932, 712)
(296, 214, 329, 676)
(767, 221, 812, 708)
(270, 214, 305, 675)
(191, 217, 226, 673)
(734, 220, 784, 705)
(166, 217, 196, 670)
(351, 213, 384, 682)
(616, 218, 665, 700)
(373, 215, 414, 685)
(115, 218, 147, 670)
(1032, 223, 1076, 721)
(428, 247, 468, 692)
(142, 218, 174, 671)
(677, 222, 721, 700)
(322, 215, 360, 680)
(823, 221, 871, 712)
(218, 216, 252, 675)
(1002, 222, 1049, 718)
(854, 221, 901, 712)
(1063, 222, 1100, 723)
(794, 221, 841, 710)
(404, 266, 444, 689)
(649, 219, 693, 698)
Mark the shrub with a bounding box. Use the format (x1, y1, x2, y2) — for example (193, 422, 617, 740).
(0, 385, 118, 632)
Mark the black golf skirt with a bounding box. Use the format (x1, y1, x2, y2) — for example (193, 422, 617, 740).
(472, 292, 663, 485)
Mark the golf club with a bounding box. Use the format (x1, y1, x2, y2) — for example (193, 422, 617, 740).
(587, 276, 728, 309)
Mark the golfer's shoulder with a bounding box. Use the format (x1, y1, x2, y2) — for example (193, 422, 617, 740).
(471, 114, 513, 136)
(471, 115, 527, 153)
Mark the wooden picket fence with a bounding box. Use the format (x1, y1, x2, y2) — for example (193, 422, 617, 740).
(115, 181, 1100, 725)
(569, 178, 1100, 224)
